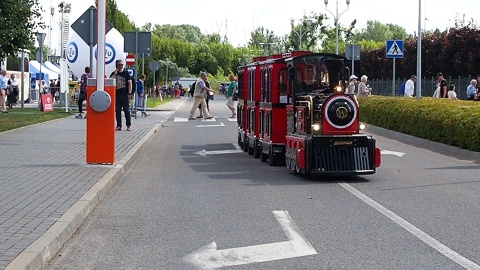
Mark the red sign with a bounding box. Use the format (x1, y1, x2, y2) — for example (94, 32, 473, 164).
(126, 54, 135, 66)
(41, 94, 54, 112)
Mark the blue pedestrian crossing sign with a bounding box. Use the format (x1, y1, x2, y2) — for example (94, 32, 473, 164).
(386, 40, 404, 58)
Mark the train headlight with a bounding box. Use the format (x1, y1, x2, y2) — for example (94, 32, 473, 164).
(334, 85, 344, 94)
(312, 123, 321, 132)
(359, 122, 367, 130)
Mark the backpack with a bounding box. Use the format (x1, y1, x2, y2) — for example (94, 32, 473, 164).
(398, 83, 405, 95)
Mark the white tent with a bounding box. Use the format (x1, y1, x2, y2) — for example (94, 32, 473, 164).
(43, 61, 61, 74)
(29, 60, 59, 81)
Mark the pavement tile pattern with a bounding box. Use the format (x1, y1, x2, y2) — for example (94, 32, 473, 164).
(0, 99, 183, 269)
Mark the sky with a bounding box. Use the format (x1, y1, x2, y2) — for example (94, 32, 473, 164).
(39, 0, 478, 53)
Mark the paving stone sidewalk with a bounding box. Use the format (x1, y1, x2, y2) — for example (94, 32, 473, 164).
(0, 98, 187, 269)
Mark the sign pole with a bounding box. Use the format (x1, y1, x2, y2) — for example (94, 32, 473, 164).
(142, 53, 145, 76)
(153, 62, 155, 100)
(392, 58, 396, 96)
(20, 51, 25, 110)
(351, 45, 355, 77)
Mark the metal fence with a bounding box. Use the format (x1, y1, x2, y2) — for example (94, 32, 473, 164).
(368, 76, 477, 100)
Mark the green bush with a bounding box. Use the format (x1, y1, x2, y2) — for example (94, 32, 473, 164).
(358, 96, 480, 152)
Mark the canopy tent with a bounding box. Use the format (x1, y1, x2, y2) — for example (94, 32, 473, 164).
(29, 60, 59, 82)
(43, 61, 61, 74)
(28, 62, 50, 82)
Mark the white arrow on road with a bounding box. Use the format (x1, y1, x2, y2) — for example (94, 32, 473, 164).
(184, 211, 317, 269)
(194, 149, 242, 157)
(381, 150, 406, 157)
(196, 122, 225, 128)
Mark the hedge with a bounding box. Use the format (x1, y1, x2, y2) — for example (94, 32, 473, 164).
(358, 96, 480, 152)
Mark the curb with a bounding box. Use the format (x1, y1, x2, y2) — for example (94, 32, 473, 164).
(5, 115, 173, 270)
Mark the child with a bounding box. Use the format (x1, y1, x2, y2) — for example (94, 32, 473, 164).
(447, 85, 458, 100)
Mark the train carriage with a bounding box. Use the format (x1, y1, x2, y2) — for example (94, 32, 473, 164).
(236, 66, 247, 149)
(243, 57, 266, 155)
(257, 51, 311, 165)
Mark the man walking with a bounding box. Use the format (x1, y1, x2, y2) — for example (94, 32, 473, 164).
(404, 75, 416, 98)
(0, 70, 8, 113)
(110, 60, 133, 131)
(76, 66, 90, 119)
(188, 72, 214, 119)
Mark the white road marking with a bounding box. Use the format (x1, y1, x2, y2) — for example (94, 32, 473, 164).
(184, 211, 317, 269)
(196, 122, 225, 128)
(194, 149, 242, 157)
(338, 182, 480, 270)
(227, 117, 237, 122)
(173, 117, 189, 122)
(201, 118, 216, 122)
(381, 149, 406, 157)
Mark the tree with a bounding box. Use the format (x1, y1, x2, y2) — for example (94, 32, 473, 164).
(106, 0, 136, 33)
(353, 20, 407, 43)
(386, 23, 407, 40)
(248, 27, 276, 49)
(0, 0, 44, 59)
(319, 18, 357, 53)
(151, 24, 203, 43)
(288, 12, 329, 51)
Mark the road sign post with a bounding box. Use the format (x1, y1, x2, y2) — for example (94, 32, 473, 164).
(124, 31, 152, 81)
(345, 44, 361, 77)
(386, 40, 404, 96)
(149, 60, 160, 96)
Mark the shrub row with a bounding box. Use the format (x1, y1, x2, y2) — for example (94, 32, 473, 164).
(358, 96, 480, 152)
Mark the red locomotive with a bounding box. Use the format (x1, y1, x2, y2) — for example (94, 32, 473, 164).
(237, 52, 381, 175)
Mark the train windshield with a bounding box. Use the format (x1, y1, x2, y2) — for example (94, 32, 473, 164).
(292, 54, 345, 97)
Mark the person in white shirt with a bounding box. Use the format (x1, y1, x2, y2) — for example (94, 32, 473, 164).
(447, 85, 458, 100)
(357, 75, 372, 97)
(346, 75, 357, 94)
(404, 75, 416, 97)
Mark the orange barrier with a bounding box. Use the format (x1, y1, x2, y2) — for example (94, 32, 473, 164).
(86, 78, 116, 164)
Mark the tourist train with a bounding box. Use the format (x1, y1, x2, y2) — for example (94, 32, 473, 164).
(236, 51, 381, 175)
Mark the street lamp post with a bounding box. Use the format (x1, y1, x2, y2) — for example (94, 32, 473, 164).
(290, 18, 312, 50)
(416, 0, 422, 99)
(259, 42, 266, 55)
(160, 60, 173, 88)
(325, 0, 350, 55)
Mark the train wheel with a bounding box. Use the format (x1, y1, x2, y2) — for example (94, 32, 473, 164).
(260, 151, 268, 162)
(253, 146, 260, 158)
(238, 135, 243, 148)
(269, 149, 276, 166)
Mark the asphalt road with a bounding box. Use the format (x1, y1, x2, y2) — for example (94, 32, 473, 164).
(44, 96, 480, 270)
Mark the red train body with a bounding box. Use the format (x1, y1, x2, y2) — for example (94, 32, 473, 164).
(237, 52, 381, 175)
